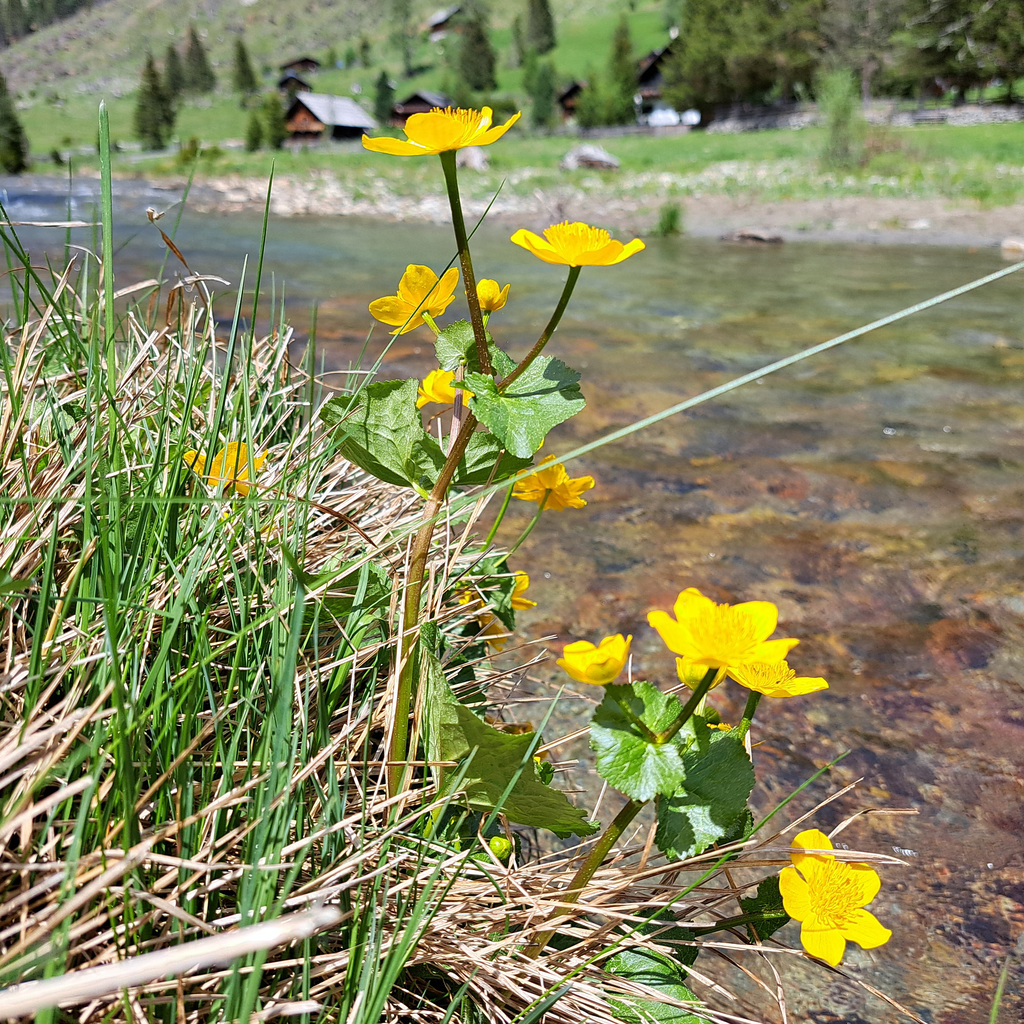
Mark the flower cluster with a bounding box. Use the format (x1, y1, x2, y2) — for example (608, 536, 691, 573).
(183, 442, 266, 497)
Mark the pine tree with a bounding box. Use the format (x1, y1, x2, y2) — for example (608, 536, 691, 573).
(359, 36, 372, 68)
(574, 73, 605, 128)
(163, 44, 184, 105)
(374, 69, 395, 125)
(0, 71, 28, 172)
(261, 92, 287, 150)
(232, 37, 258, 97)
(530, 59, 556, 127)
(526, 0, 556, 55)
(606, 15, 636, 124)
(510, 15, 525, 68)
(459, 8, 497, 92)
(390, 0, 415, 78)
(244, 109, 263, 151)
(183, 24, 216, 94)
(4, 0, 28, 40)
(134, 52, 174, 150)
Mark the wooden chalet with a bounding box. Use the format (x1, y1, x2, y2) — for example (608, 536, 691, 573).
(279, 56, 321, 75)
(636, 41, 676, 120)
(424, 4, 461, 42)
(278, 72, 311, 97)
(391, 90, 452, 126)
(285, 92, 378, 142)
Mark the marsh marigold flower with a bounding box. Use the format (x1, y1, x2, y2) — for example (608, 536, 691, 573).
(510, 221, 645, 267)
(648, 588, 798, 672)
(183, 442, 266, 497)
(476, 278, 510, 312)
(780, 828, 892, 967)
(416, 369, 474, 408)
(728, 660, 828, 698)
(370, 265, 459, 335)
(362, 106, 520, 156)
(512, 456, 595, 511)
(511, 572, 536, 611)
(558, 634, 632, 685)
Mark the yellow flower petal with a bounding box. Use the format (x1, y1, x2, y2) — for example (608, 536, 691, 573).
(512, 456, 595, 510)
(187, 442, 266, 497)
(362, 106, 520, 156)
(476, 278, 510, 312)
(370, 265, 460, 335)
(800, 914, 847, 966)
(648, 588, 797, 672)
(779, 864, 812, 919)
(511, 572, 536, 611)
(182, 450, 205, 475)
(843, 907, 892, 950)
(510, 221, 645, 267)
(416, 369, 457, 408)
(557, 634, 631, 685)
(727, 660, 828, 698)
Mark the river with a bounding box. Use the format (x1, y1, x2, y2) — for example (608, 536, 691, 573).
(3, 178, 1023, 1023)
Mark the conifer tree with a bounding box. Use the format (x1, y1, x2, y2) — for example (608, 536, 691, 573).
(0, 71, 28, 172)
(530, 59, 556, 127)
(184, 24, 216, 94)
(261, 92, 288, 150)
(232, 36, 258, 97)
(244, 109, 263, 151)
(510, 15, 525, 68)
(390, 0, 415, 78)
(163, 44, 184, 105)
(374, 69, 395, 125)
(459, 8, 497, 92)
(359, 36, 372, 68)
(526, 0, 556, 55)
(134, 52, 174, 150)
(606, 14, 636, 124)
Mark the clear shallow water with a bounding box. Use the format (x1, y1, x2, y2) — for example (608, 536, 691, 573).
(5, 183, 1024, 1022)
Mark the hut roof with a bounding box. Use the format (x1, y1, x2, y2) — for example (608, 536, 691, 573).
(288, 92, 378, 130)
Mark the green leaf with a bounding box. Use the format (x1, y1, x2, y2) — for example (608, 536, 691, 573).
(320, 380, 444, 490)
(590, 683, 694, 802)
(435, 319, 515, 376)
(654, 733, 755, 861)
(739, 875, 790, 943)
(606, 948, 703, 1024)
(454, 431, 534, 487)
(465, 355, 585, 458)
(422, 651, 598, 838)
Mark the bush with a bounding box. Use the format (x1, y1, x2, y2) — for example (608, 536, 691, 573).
(816, 67, 864, 170)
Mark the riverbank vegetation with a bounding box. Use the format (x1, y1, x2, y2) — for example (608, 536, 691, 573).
(0, 105, 952, 1023)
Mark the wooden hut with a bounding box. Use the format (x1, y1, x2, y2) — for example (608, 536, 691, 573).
(279, 56, 321, 76)
(285, 92, 378, 142)
(391, 89, 451, 126)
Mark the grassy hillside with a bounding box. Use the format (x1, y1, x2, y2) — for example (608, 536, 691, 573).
(3, 0, 672, 153)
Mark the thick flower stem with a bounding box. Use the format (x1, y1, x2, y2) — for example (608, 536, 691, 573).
(498, 266, 581, 393)
(688, 909, 787, 937)
(735, 692, 762, 741)
(656, 667, 719, 744)
(387, 412, 479, 799)
(439, 150, 492, 377)
(524, 797, 644, 958)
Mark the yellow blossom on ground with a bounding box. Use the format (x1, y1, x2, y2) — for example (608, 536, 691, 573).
(728, 660, 829, 698)
(362, 106, 520, 156)
(476, 279, 510, 312)
(779, 828, 892, 967)
(557, 634, 632, 685)
(370, 265, 459, 335)
(183, 442, 266, 497)
(416, 369, 474, 408)
(648, 588, 798, 672)
(510, 221, 645, 267)
(511, 572, 536, 610)
(512, 456, 595, 511)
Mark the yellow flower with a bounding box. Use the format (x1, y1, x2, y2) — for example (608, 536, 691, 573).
(362, 106, 521, 156)
(779, 828, 892, 966)
(512, 456, 595, 511)
(476, 278, 510, 312)
(369, 265, 459, 335)
(727, 660, 829, 698)
(183, 442, 266, 497)
(557, 634, 632, 685)
(511, 572, 536, 611)
(675, 657, 723, 690)
(648, 588, 798, 672)
(416, 369, 474, 408)
(510, 221, 645, 267)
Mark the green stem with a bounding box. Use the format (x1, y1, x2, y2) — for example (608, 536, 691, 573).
(688, 909, 788, 937)
(503, 490, 548, 559)
(613, 692, 660, 744)
(387, 412, 479, 799)
(484, 481, 515, 547)
(439, 150, 491, 377)
(524, 797, 644, 958)
(498, 266, 581, 392)
(735, 691, 762, 741)
(656, 667, 719, 744)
